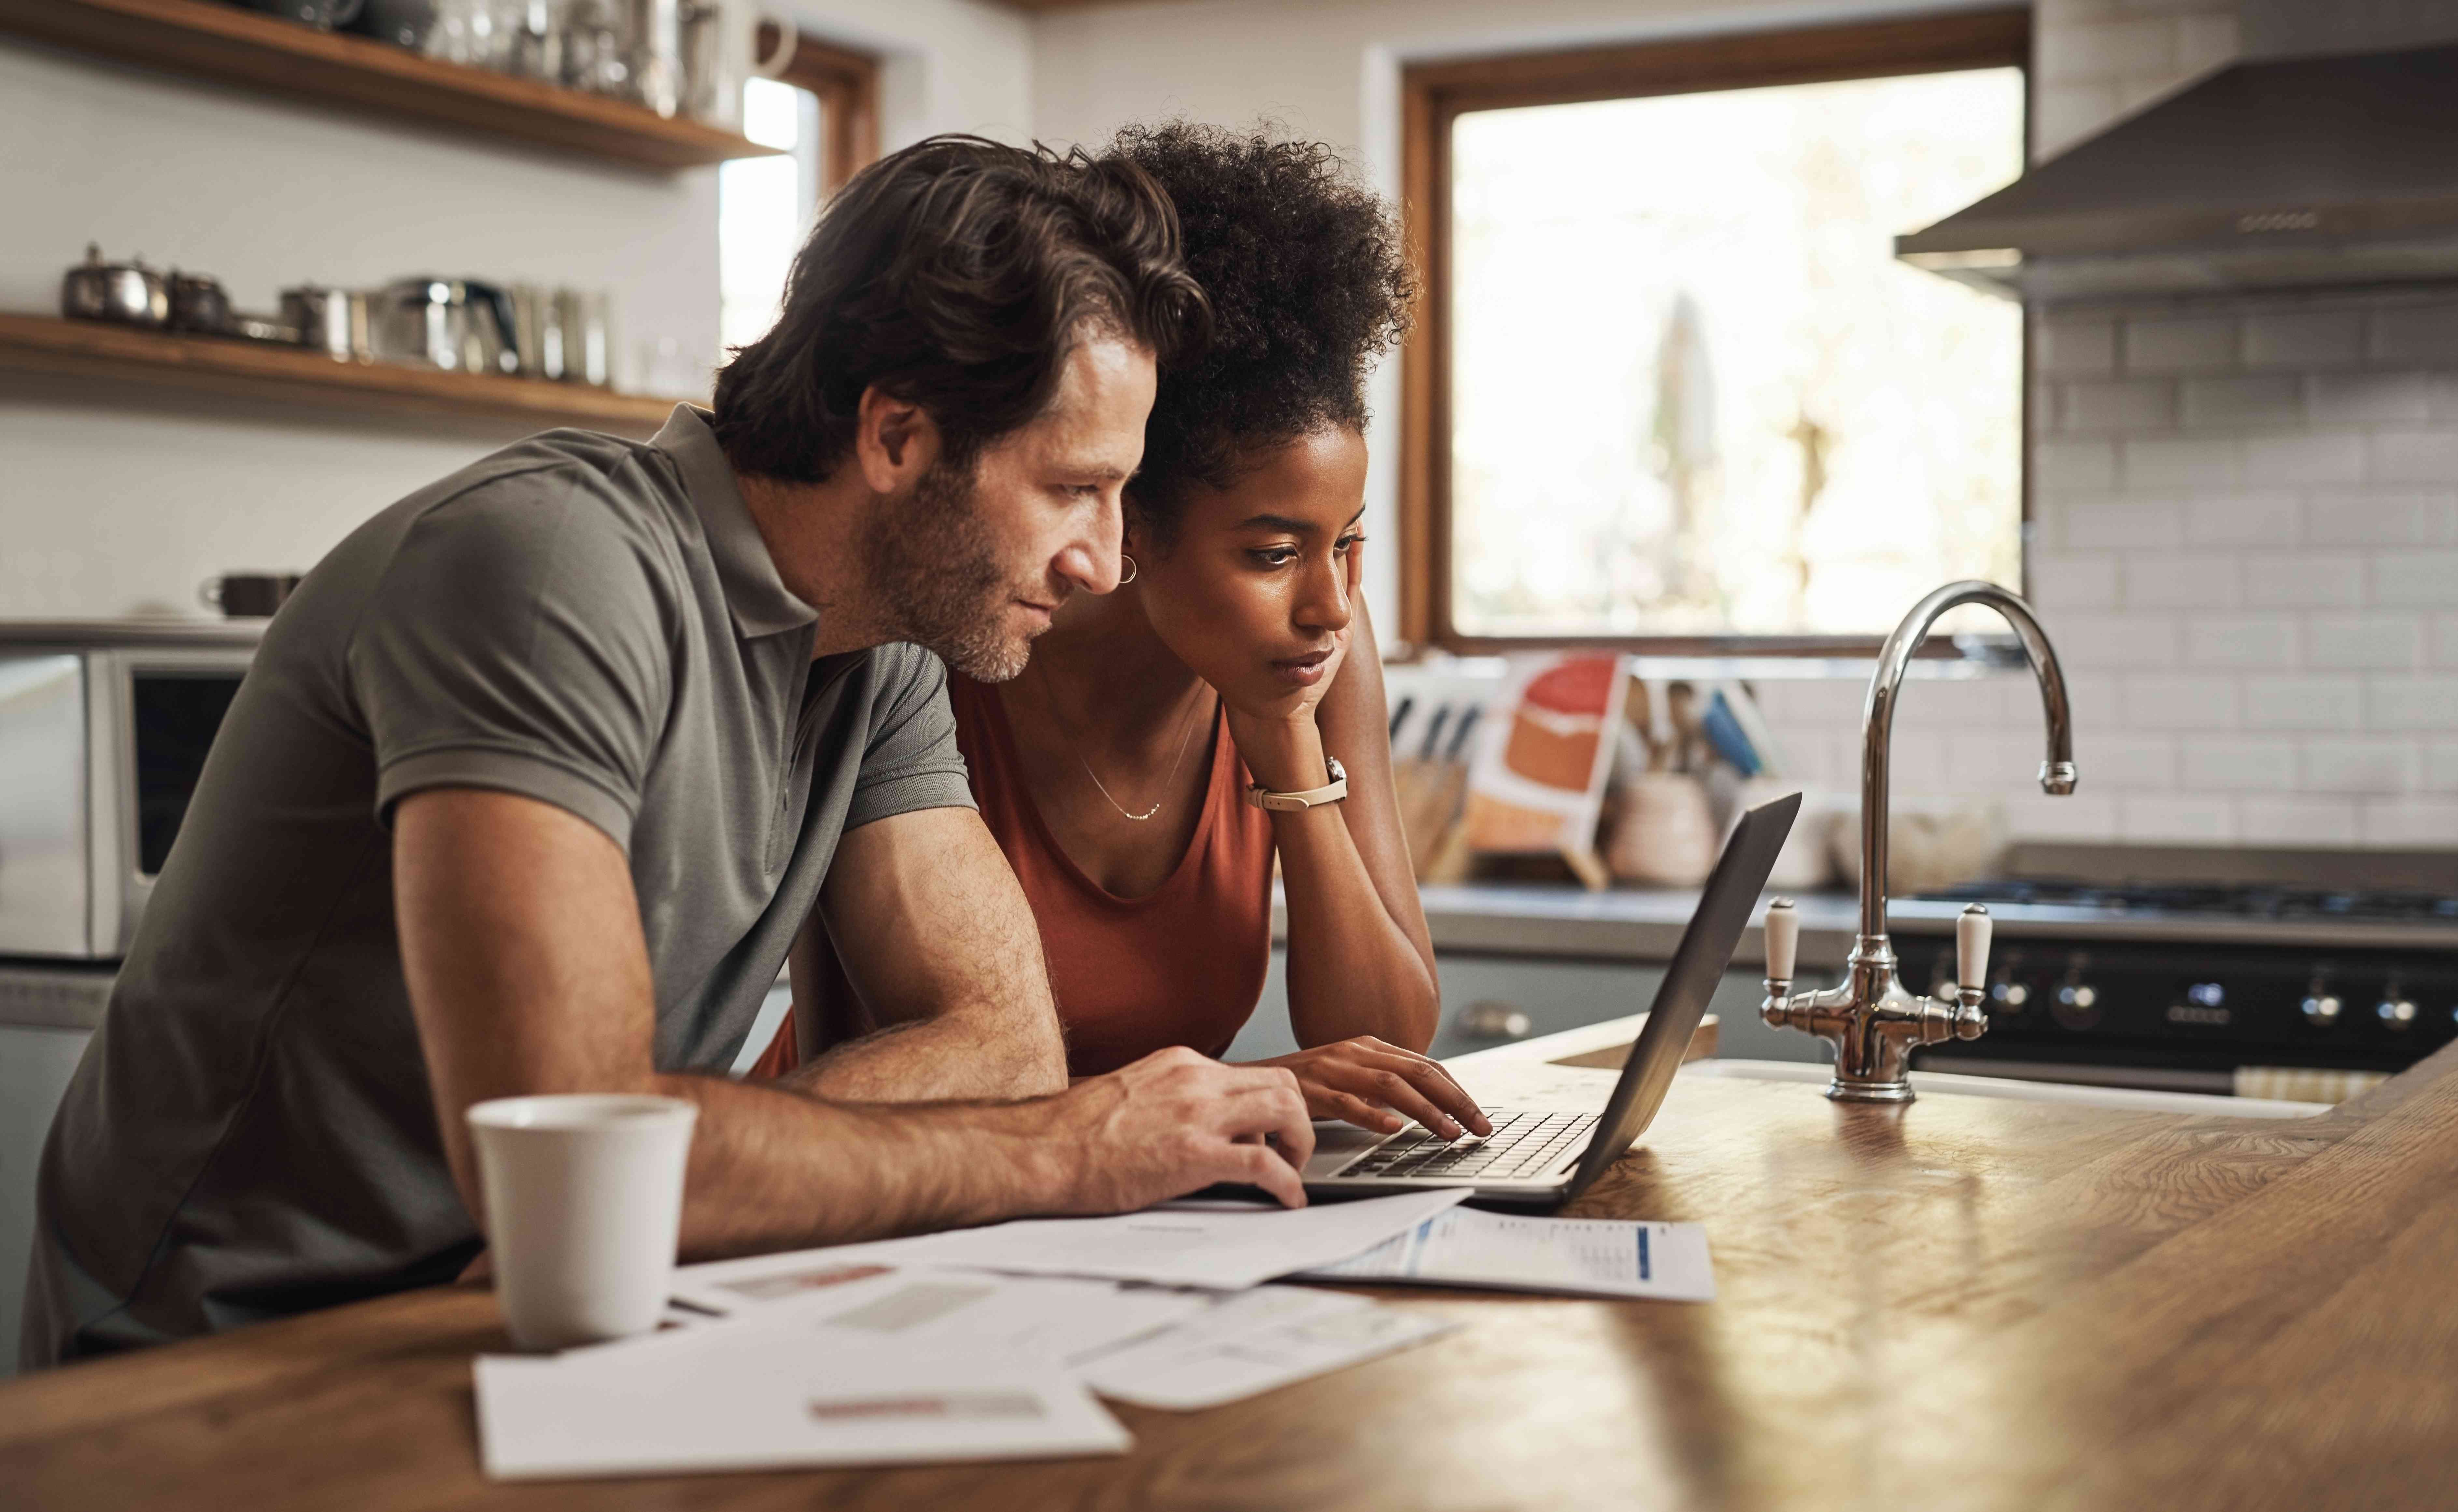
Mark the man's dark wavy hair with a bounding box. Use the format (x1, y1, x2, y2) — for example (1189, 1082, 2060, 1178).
(1113, 122, 1416, 542)
(712, 134, 1210, 482)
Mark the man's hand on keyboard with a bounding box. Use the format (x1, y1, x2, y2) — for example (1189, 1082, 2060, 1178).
(1244, 1037, 1493, 1141)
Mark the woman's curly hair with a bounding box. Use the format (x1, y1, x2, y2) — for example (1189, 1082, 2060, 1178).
(1114, 122, 1417, 542)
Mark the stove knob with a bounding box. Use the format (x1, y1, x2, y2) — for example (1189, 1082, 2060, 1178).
(2301, 991, 2343, 1027)
(2377, 995, 2418, 1030)
(2051, 980, 2100, 1030)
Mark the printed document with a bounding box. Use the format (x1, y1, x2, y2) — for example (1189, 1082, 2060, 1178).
(1299, 1208, 1715, 1302)
(674, 1187, 1471, 1294)
(1078, 1286, 1457, 1411)
(657, 1266, 1212, 1370)
(474, 1332, 1128, 1480)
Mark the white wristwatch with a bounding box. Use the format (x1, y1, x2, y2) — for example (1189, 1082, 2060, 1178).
(1245, 756, 1348, 812)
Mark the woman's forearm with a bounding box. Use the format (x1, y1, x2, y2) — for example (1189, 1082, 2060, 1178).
(1275, 800, 1443, 1049)
(1241, 716, 1441, 1051)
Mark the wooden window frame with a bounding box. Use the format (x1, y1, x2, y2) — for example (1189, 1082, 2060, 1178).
(1397, 9, 2033, 657)
(758, 27, 881, 196)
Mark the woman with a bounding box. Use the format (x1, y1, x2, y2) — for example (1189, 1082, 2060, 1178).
(765, 124, 1486, 1141)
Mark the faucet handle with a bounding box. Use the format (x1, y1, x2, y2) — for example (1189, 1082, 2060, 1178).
(1957, 904, 1993, 995)
(1764, 898, 1798, 984)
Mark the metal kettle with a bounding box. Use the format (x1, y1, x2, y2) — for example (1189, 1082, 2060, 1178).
(370, 278, 520, 375)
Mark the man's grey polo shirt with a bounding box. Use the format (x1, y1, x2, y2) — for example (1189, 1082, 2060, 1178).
(23, 406, 975, 1366)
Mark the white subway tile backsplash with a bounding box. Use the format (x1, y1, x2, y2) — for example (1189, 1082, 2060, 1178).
(2426, 739, 2458, 791)
(2306, 615, 2423, 670)
(2179, 375, 2300, 428)
(2183, 492, 2300, 546)
(2123, 436, 2239, 487)
(2064, 498, 2185, 549)
(2367, 304, 2458, 365)
(2004, 792, 2122, 841)
(2063, 378, 2176, 432)
(2028, 553, 2120, 611)
(2373, 431, 2458, 483)
(2124, 316, 2236, 373)
(2358, 797, 2458, 846)
(2121, 793, 2236, 841)
(1748, 678, 1866, 725)
(2236, 796, 2360, 845)
(2303, 490, 2458, 548)
(2366, 677, 2458, 731)
(2180, 737, 2297, 791)
(2242, 310, 2363, 369)
(2368, 550, 2458, 608)
(2241, 434, 2365, 485)
(2037, 317, 2117, 377)
(1971, 158, 2458, 842)
(2121, 674, 2239, 729)
(2184, 615, 2293, 667)
(2300, 737, 2421, 794)
(2122, 552, 2239, 609)
(2036, 438, 2119, 492)
(2050, 614, 2181, 667)
(2308, 371, 2436, 425)
(2079, 733, 2178, 789)
(2242, 553, 2364, 608)
(2241, 677, 2362, 731)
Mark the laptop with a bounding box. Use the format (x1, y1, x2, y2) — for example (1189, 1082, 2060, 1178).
(1298, 791, 1800, 1207)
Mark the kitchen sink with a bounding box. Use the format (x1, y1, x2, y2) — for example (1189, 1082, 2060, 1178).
(1686, 1058, 2327, 1118)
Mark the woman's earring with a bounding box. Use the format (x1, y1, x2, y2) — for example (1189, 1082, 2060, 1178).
(1120, 554, 1138, 585)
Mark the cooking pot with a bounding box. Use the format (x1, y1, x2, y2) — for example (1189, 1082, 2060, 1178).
(370, 278, 519, 375)
(167, 272, 233, 335)
(281, 285, 373, 362)
(61, 245, 169, 327)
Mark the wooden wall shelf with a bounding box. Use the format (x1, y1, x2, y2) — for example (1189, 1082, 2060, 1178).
(0, 0, 782, 170)
(0, 312, 693, 434)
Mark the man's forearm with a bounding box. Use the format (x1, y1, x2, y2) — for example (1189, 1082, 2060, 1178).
(781, 1007, 1066, 1102)
(653, 1070, 1070, 1259)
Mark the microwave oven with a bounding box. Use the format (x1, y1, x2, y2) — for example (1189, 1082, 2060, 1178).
(0, 622, 261, 960)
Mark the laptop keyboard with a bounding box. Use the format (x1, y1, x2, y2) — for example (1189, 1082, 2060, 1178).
(1335, 1109, 1596, 1182)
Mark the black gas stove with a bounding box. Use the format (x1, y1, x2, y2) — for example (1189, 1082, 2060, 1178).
(1894, 881, 2458, 1094)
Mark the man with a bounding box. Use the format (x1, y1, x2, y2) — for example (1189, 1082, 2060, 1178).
(23, 136, 1313, 1369)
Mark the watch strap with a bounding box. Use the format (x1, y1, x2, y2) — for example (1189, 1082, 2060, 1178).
(1246, 755, 1348, 812)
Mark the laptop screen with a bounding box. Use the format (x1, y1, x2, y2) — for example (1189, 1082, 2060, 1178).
(1561, 791, 1800, 1200)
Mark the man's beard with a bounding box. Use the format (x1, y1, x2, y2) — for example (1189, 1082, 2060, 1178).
(859, 456, 1037, 683)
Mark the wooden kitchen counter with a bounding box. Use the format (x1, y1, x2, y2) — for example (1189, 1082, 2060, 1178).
(8, 1043, 2456, 1512)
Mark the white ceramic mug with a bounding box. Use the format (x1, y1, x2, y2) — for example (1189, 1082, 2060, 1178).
(466, 1094, 697, 1352)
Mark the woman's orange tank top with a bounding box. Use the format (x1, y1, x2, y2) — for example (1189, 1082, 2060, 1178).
(747, 673, 1277, 1080)
(950, 674, 1276, 1076)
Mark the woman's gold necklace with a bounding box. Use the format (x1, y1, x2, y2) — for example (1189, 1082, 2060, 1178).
(1037, 665, 1208, 823)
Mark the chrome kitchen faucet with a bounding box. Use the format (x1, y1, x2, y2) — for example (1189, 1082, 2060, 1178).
(1760, 581, 2077, 1103)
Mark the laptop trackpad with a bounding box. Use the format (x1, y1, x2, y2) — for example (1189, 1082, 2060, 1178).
(1302, 1119, 1388, 1179)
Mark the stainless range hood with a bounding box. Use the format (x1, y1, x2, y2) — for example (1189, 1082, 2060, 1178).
(1897, 44, 2458, 302)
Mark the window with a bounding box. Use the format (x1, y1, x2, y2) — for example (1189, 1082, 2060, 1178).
(1400, 12, 2030, 652)
(718, 34, 879, 358)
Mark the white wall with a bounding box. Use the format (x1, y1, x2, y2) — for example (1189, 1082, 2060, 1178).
(0, 0, 1028, 621)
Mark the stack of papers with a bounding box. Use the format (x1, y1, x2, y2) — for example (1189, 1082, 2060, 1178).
(473, 1185, 1718, 1481)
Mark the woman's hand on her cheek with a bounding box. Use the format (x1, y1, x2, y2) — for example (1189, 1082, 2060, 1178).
(1246, 1037, 1492, 1141)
